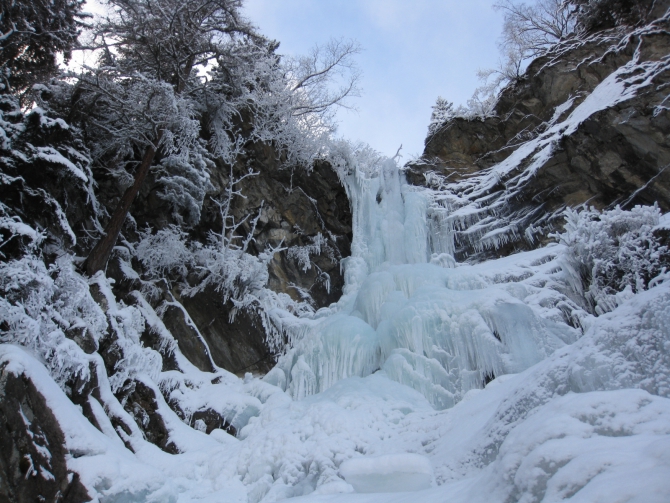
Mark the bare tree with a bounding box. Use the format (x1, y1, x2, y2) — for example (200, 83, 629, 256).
(286, 38, 362, 120)
(494, 0, 577, 79)
(236, 39, 362, 168)
(433, 0, 577, 124)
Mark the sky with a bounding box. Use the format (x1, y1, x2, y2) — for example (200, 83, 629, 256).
(243, 0, 504, 159)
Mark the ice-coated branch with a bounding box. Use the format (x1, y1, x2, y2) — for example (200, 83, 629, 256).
(286, 38, 362, 119)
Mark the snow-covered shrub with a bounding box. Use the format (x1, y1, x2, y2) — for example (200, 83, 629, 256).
(189, 240, 273, 308)
(0, 202, 44, 259)
(135, 225, 193, 280)
(154, 143, 215, 226)
(555, 205, 669, 314)
(326, 139, 384, 182)
(186, 237, 314, 351)
(427, 84, 498, 131)
(287, 233, 335, 272)
(0, 255, 107, 388)
(0, 90, 102, 258)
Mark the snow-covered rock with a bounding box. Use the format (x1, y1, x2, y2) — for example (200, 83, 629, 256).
(408, 11, 670, 262)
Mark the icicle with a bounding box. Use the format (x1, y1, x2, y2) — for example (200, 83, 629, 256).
(277, 150, 574, 407)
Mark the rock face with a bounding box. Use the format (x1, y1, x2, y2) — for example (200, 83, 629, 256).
(0, 362, 90, 503)
(121, 379, 179, 454)
(199, 150, 352, 310)
(175, 285, 276, 374)
(104, 137, 352, 376)
(407, 11, 670, 261)
(183, 151, 350, 375)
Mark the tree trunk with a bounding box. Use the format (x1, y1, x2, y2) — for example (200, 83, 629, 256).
(85, 56, 193, 277)
(84, 130, 163, 276)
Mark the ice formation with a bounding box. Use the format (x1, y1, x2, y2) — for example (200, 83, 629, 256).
(273, 157, 579, 409)
(339, 454, 433, 493)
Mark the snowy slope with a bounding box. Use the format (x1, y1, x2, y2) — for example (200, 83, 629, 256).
(4, 149, 668, 503)
(2, 13, 670, 500)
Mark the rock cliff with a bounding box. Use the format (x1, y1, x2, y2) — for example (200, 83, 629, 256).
(407, 4, 670, 261)
(103, 140, 352, 375)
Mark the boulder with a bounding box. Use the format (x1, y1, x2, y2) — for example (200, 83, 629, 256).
(0, 361, 91, 503)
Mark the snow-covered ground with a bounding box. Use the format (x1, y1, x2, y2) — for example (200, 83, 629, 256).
(2, 5, 669, 502)
(3, 150, 669, 502)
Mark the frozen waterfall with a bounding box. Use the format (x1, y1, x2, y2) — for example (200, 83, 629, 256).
(268, 157, 578, 409)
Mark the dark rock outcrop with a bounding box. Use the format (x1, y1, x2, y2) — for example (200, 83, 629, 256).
(120, 379, 179, 454)
(158, 300, 217, 373)
(189, 408, 237, 436)
(176, 286, 276, 375)
(0, 362, 91, 503)
(408, 10, 670, 261)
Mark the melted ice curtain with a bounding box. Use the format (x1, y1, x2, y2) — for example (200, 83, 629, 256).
(271, 157, 579, 409)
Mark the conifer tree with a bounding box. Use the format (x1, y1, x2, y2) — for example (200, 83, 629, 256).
(0, 0, 85, 96)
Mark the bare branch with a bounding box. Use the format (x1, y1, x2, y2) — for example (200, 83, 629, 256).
(285, 38, 362, 118)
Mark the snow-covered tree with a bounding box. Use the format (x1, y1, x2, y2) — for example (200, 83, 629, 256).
(79, 0, 361, 277)
(427, 97, 455, 135)
(284, 38, 361, 124)
(79, 0, 258, 276)
(0, 0, 86, 95)
(0, 83, 101, 262)
(203, 38, 361, 170)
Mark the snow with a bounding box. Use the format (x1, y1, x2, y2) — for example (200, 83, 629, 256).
(2, 141, 669, 502)
(2, 18, 670, 502)
(339, 454, 433, 493)
(287, 389, 670, 503)
(1, 162, 669, 503)
(0, 343, 251, 503)
(34, 146, 88, 183)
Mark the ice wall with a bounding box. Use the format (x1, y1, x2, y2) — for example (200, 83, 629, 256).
(272, 155, 578, 408)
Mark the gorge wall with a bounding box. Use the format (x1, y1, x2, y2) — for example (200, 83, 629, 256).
(1, 1, 670, 501)
(103, 140, 352, 375)
(407, 3, 670, 261)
